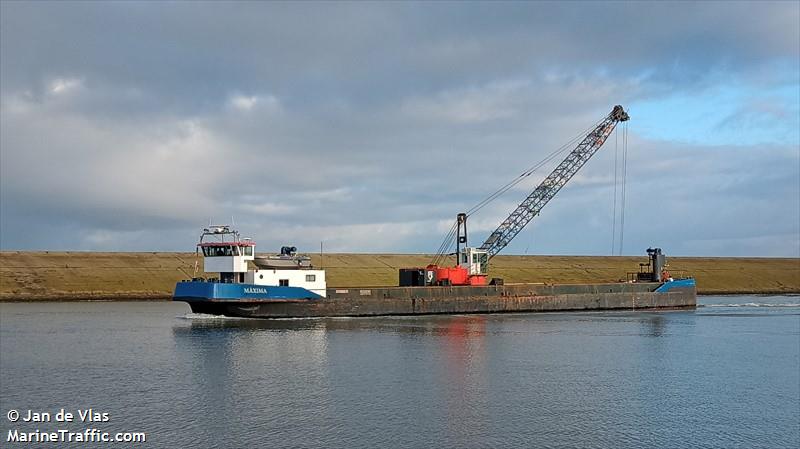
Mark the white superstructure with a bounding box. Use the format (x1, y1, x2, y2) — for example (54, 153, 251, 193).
(245, 269, 326, 297)
(197, 225, 327, 297)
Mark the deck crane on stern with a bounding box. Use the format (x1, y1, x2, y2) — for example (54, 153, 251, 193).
(415, 105, 630, 287)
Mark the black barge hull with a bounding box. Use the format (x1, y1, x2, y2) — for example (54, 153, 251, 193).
(184, 281, 696, 318)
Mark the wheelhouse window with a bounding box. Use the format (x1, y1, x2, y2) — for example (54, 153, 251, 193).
(201, 244, 253, 257)
(202, 245, 235, 257)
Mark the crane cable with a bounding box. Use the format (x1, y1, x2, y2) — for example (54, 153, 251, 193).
(618, 121, 628, 255)
(430, 115, 608, 265)
(464, 143, 569, 217)
(611, 126, 619, 255)
(431, 221, 459, 266)
(465, 116, 606, 218)
(611, 124, 620, 256)
(610, 122, 629, 256)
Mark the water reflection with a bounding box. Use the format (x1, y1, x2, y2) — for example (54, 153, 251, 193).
(642, 314, 667, 337)
(171, 317, 332, 445)
(439, 316, 489, 443)
(171, 314, 492, 446)
(174, 313, 493, 335)
(2, 300, 796, 448)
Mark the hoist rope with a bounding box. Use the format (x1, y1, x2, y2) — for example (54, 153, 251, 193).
(618, 122, 628, 255)
(611, 127, 618, 255)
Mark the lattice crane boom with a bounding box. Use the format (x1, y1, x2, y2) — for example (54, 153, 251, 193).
(479, 105, 629, 258)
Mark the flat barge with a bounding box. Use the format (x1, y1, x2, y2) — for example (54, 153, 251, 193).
(180, 280, 696, 318)
(173, 226, 696, 319)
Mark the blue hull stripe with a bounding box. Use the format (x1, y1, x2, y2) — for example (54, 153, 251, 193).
(655, 278, 696, 293)
(173, 281, 322, 302)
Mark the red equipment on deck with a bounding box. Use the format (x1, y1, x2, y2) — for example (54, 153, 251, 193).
(427, 265, 487, 286)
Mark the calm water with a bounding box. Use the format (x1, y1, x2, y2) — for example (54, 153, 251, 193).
(1, 296, 798, 449)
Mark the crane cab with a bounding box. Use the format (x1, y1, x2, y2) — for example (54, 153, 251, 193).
(459, 247, 488, 276)
(421, 247, 488, 287)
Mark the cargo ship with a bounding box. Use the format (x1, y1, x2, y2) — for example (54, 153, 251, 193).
(173, 226, 696, 318)
(173, 105, 697, 318)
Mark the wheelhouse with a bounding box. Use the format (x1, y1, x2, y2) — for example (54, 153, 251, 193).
(196, 225, 256, 276)
(200, 242, 255, 257)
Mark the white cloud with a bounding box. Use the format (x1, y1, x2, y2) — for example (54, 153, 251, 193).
(227, 93, 281, 113)
(48, 77, 82, 95)
(229, 94, 258, 111)
(0, 93, 235, 226)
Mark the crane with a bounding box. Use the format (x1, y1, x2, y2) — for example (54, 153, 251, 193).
(416, 105, 630, 287)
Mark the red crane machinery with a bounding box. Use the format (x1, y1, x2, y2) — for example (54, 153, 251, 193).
(401, 105, 630, 287)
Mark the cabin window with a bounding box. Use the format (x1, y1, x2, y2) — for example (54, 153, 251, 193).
(306, 274, 316, 282)
(232, 246, 240, 256)
(478, 253, 488, 274)
(279, 279, 289, 286)
(243, 246, 253, 256)
(202, 246, 235, 257)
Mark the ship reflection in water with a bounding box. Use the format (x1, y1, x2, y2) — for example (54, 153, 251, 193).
(166, 302, 798, 449)
(171, 314, 494, 446)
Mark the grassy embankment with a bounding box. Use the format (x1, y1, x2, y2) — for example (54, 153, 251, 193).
(0, 251, 798, 301)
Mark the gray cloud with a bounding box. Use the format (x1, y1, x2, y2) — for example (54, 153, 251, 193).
(1, 1, 798, 256)
(3, 2, 796, 103)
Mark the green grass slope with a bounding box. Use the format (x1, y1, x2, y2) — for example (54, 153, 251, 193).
(1, 251, 797, 301)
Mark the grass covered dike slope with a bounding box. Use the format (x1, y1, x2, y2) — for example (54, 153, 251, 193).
(1, 251, 798, 301)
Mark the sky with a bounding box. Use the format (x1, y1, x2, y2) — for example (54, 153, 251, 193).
(1, 1, 798, 257)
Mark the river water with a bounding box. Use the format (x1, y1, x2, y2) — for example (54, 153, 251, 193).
(1, 296, 798, 448)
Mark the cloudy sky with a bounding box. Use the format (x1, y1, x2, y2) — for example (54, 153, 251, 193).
(1, 1, 798, 257)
